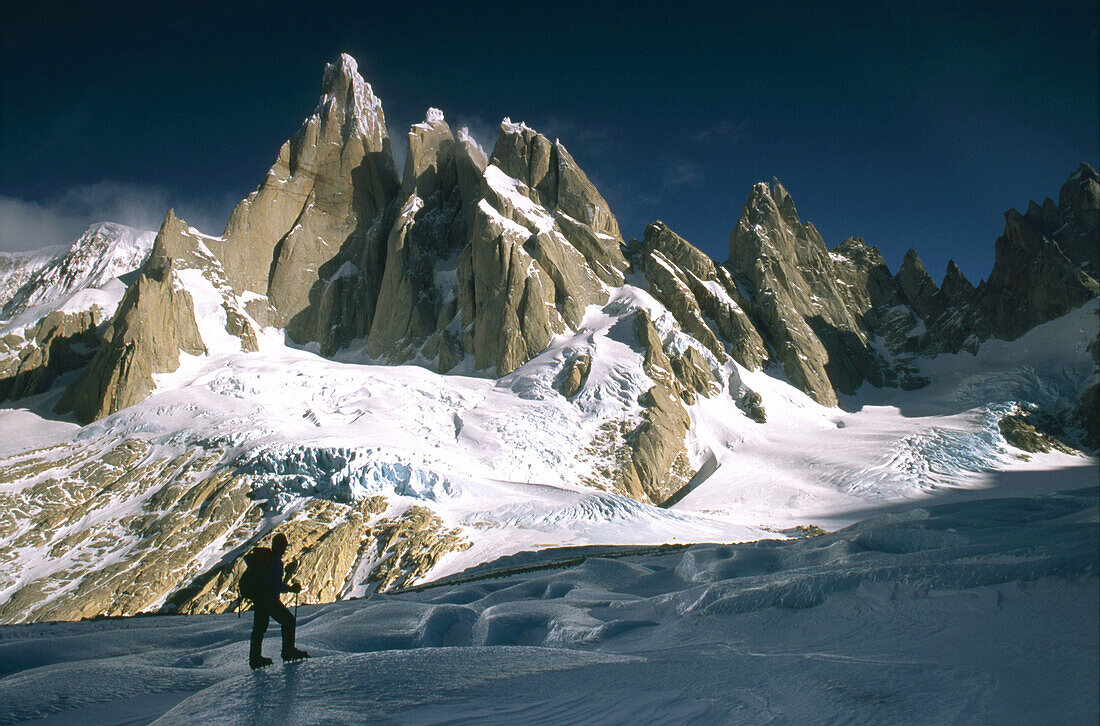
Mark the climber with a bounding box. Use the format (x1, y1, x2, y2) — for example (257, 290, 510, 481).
(240, 532, 309, 669)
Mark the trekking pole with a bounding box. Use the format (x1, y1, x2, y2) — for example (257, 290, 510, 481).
(294, 590, 299, 617)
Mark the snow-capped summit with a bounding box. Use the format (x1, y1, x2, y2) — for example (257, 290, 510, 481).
(2, 221, 155, 320)
(317, 51, 389, 148)
(0, 246, 62, 311)
(0, 221, 155, 403)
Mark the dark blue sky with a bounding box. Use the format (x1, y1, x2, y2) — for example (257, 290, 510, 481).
(1, 1, 1096, 284)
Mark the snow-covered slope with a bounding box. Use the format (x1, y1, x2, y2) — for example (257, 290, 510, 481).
(0, 272, 1094, 623)
(0, 223, 157, 405)
(0, 484, 1094, 724)
(1, 221, 155, 329)
(0, 246, 62, 309)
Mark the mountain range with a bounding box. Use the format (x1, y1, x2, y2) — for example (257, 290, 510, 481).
(0, 54, 1095, 624)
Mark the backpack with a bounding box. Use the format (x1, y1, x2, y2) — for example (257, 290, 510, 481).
(239, 546, 272, 602)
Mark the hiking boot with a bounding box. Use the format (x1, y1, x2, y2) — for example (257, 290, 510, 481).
(282, 647, 309, 662)
(250, 655, 273, 670)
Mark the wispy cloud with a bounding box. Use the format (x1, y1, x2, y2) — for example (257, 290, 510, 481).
(0, 182, 237, 253)
(453, 115, 498, 157)
(538, 117, 613, 159)
(694, 119, 749, 144)
(386, 123, 410, 177)
(661, 159, 703, 189)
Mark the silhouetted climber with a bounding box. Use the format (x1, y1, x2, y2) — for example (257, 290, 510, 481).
(240, 533, 308, 669)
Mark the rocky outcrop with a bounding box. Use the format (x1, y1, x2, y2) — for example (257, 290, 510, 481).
(458, 120, 628, 374)
(721, 166, 1088, 407)
(560, 353, 591, 397)
(979, 204, 1099, 341)
(630, 221, 768, 369)
(0, 442, 260, 623)
(921, 261, 986, 354)
(171, 495, 388, 614)
(367, 506, 472, 591)
(727, 181, 900, 405)
(998, 408, 1079, 455)
(48, 55, 401, 422)
(735, 388, 767, 423)
(895, 248, 945, 324)
(0, 426, 475, 622)
(1021, 163, 1099, 279)
(57, 211, 208, 424)
(1082, 318, 1100, 450)
(210, 53, 400, 354)
(613, 311, 695, 505)
(0, 310, 101, 400)
(830, 238, 920, 368)
(488, 121, 625, 283)
(171, 497, 469, 613)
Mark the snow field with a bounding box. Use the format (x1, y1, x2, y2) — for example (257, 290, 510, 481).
(0, 485, 1095, 724)
(1, 281, 1097, 614)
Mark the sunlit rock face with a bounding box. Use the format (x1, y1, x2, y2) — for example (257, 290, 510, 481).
(456, 120, 629, 375)
(629, 221, 768, 371)
(726, 180, 907, 405)
(213, 53, 401, 354)
(58, 212, 209, 423)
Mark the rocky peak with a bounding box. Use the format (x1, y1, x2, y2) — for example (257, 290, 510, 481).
(895, 247, 944, 322)
(639, 220, 720, 282)
(940, 260, 977, 305)
(489, 120, 622, 243)
(979, 172, 1099, 341)
(213, 53, 400, 351)
(833, 236, 882, 267)
(771, 178, 800, 226)
(456, 127, 488, 167)
(729, 178, 901, 403)
(1054, 162, 1099, 277)
(365, 108, 470, 363)
(630, 221, 768, 369)
(58, 210, 209, 423)
(454, 128, 489, 226)
(436, 118, 630, 375)
(1060, 162, 1099, 221)
(317, 52, 388, 149)
(490, 119, 558, 208)
(400, 108, 456, 201)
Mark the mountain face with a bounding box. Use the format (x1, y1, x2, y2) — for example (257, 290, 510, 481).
(213, 54, 399, 353)
(0, 54, 1096, 625)
(979, 166, 1100, 341)
(0, 223, 155, 402)
(0, 247, 60, 308)
(52, 58, 1097, 424)
(2, 223, 154, 319)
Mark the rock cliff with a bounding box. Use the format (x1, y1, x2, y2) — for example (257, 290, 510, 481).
(56, 212, 209, 423)
(211, 53, 400, 353)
